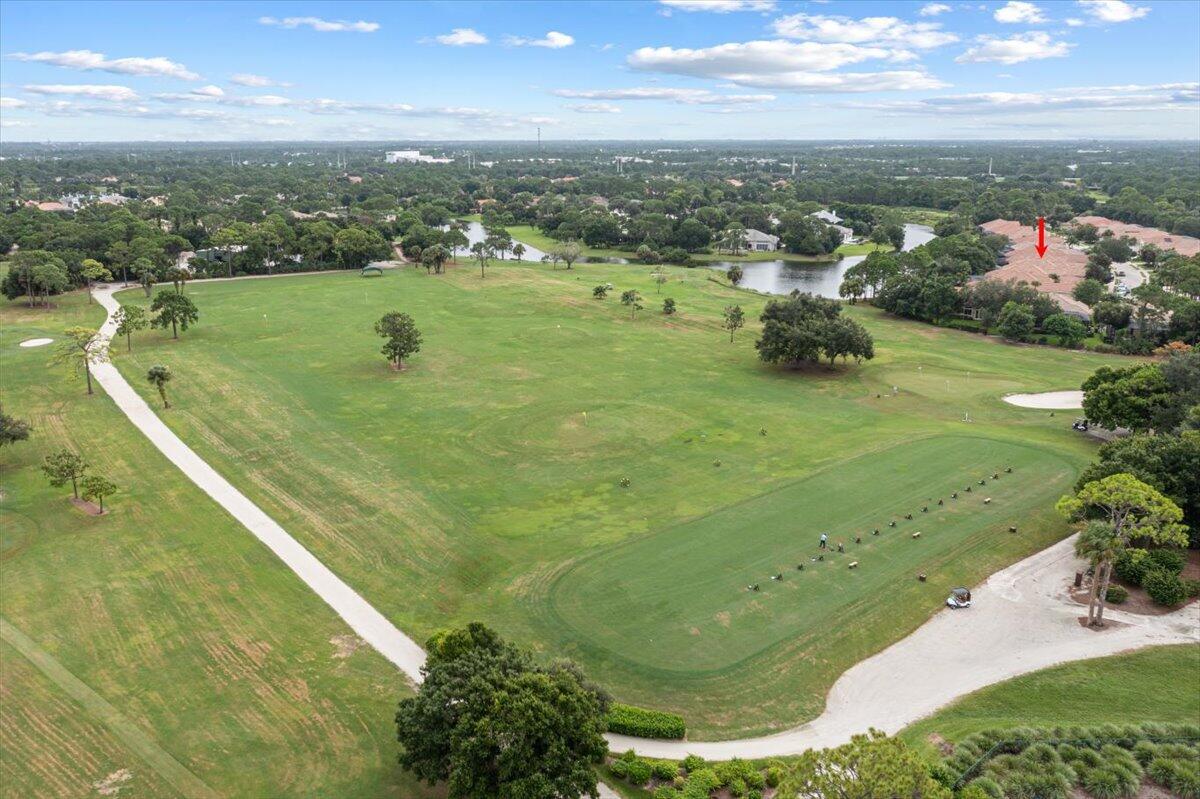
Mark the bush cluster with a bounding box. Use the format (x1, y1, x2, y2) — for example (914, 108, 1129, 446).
(1143, 570, 1187, 606)
(1104, 585, 1129, 604)
(641, 755, 778, 799)
(605, 703, 686, 739)
(944, 722, 1200, 799)
(1112, 547, 1192, 607)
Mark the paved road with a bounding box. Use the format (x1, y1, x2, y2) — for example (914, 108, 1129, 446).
(89, 278, 1199, 764)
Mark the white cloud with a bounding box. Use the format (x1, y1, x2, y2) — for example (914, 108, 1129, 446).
(259, 16, 379, 33)
(568, 102, 623, 113)
(230, 73, 292, 88)
(1076, 0, 1149, 23)
(658, 1, 776, 12)
(628, 40, 947, 92)
(771, 13, 958, 49)
(259, 118, 296, 127)
(505, 31, 575, 48)
(192, 85, 225, 98)
(994, 2, 1048, 23)
(23, 84, 139, 102)
(918, 3, 952, 16)
(1065, 17, 1085, 26)
(8, 49, 198, 80)
(956, 32, 1072, 64)
(554, 87, 775, 104)
(846, 83, 1198, 115)
(0, 97, 28, 108)
(434, 28, 488, 46)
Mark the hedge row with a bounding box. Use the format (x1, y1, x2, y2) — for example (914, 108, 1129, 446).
(606, 703, 687, 739)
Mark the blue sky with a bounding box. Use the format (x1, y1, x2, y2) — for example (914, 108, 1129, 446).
(1, 0, 1197, 141)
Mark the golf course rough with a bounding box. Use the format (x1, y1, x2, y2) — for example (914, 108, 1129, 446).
(107, 262, 1129, 738)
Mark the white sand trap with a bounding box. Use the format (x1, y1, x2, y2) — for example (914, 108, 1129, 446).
(1003, 390, 1083, 409)
(18, 337, 53, 348)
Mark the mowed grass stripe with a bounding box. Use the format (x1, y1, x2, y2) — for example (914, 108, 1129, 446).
(1, 617, 218, 799)
(550, 436, 1071, 672)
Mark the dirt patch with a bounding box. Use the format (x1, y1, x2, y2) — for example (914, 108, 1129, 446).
(1076, 616, 1131, 630)
(330, 634, 365, 659)
(927, 733, 954, 757)
(93, 769, 133, 796)
(70, 497, 105, 516)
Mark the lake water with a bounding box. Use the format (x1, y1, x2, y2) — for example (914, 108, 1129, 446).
(458, 220, 937, 298)
(709, 224, 937, 297)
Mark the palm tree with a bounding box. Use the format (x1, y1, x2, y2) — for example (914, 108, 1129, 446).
(146, 365, 172, 409)
(1074, 521, 1120, 627)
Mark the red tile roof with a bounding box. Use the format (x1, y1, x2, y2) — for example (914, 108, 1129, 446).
(1071, 216, 1200, 257)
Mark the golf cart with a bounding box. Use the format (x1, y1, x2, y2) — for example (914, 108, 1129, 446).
(1072, 418, 1090, 431)
(946, 587, 972, 609)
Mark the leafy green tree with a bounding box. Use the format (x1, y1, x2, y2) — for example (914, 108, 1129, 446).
(777, 730, 950, 799)
(839, 275, 866, 304)
(592, 284, 609, 299)
(723, 305, 745, 343)
(822, 316, 875, 365)
(150, 291, 199, 339)
(422, 244, 450, 275)
(113, 305, 148, 352)
(396, 623, 608, 799)
(443, 227, 470, 262)
(485, 228, 514, 259)
(651, 266, 669, 294)
(470, 241, 493, 278)
(211, 222, 251, 278)
(727, 264, 744, 287)
(1057, 473, 1188, 626)
(0, 406, 32, 447)
(81, 474, 117, 512)
(512, 242, 526, 262)
(80, 258, 112, 297)
(133, 257, 158, 297)
(50, 327, 107, 395)
(1, 251, 70, 307)
(621, 289, 643, 319)
(663, 297, 676, 315)
(146, 365, 173, 409)
(1081, 363, 1172, 432)
(1072, 278, 1107, 307)
(333, 226, 390, 269)
(1042, 313, 1087, 347)
(375, 311, 422, 370)
(42, 449, 87, 499)
(995, 300, 1035, 342)
(551, 240, 583, 270)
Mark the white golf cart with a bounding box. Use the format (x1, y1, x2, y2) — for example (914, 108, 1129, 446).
(946, 587, 973, 609)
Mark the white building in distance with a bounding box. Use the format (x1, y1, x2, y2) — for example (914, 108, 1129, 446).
(385, 150, 453, 164)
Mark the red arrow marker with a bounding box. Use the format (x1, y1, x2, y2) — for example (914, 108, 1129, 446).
(1035, 217, 1048, 258)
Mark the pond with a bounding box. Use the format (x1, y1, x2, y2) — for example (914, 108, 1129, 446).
(708, 224, 937, 297)
(456, 220, 937, 298)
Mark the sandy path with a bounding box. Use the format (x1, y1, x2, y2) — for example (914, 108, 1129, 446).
(89, 280, 1198, 764)
(1003, 390, 1084, 409)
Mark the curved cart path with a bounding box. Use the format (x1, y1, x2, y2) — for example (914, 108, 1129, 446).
(90, 281, 1199, 762)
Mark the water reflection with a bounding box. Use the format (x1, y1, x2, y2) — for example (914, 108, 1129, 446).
(710, 224, 936, 297)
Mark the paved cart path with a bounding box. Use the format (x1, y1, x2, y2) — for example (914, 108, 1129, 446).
(90, 280, 1199, 763)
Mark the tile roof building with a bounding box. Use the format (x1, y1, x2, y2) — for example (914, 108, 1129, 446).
(1071, 216, 1200, 257)
(978, 219, 1091, 318)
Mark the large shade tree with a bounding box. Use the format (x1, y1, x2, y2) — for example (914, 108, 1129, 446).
(150, 291, 199, 339)
(396, 623, 609, 799)
(1057, 473, 1187, 627)
(375, 311, 422, 370)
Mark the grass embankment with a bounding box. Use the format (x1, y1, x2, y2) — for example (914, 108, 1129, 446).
(111, 260, 1130, 738)
(0, 290, 434, 797)
(902, 644, 1200, 754)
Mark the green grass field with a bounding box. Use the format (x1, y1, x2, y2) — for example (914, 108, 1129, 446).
(108, 259, 1132, 738)
(902, 645, 1200, 753)
(0, 291, 436, 797)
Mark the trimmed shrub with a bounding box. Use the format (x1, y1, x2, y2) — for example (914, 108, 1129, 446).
(609, 759, 629, 779)
(1113, 549, 1149, 586)
(625, 758, 652, 785)
(728, 777, 746, 797)
(681, 754, 705, 774)
(606, 703, 686, 739)
(764, 765, 783, 788)
(967, 777, 1004, 798)
(1185, 578, 1200, 598)
(1146, 548, 1187, 576)
(1104, 585, 1129, 604)
(1144, 570, 1187, 607)
(650, 760, 678, 781)
(654, 787, 680, 799)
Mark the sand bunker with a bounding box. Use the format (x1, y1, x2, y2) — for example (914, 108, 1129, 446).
(1003, 390, 1083, 409)
(19, 338, 53, 348)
